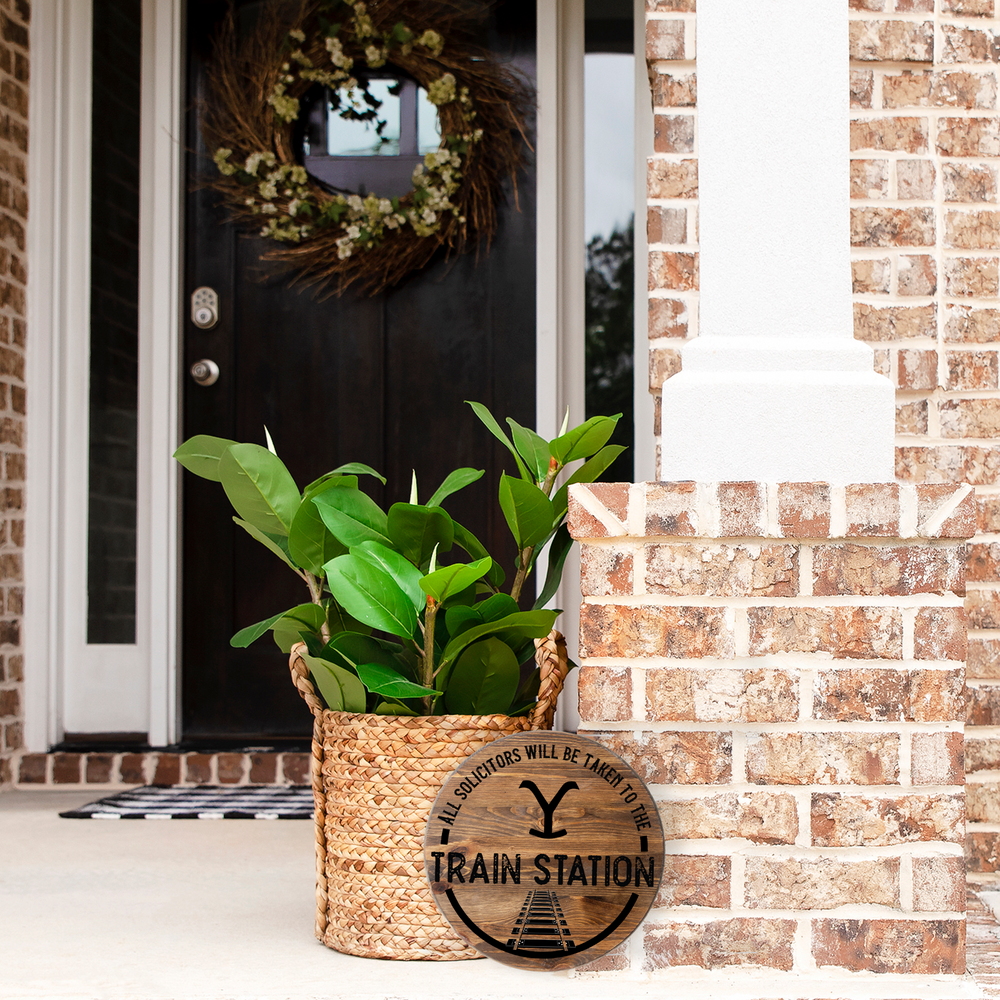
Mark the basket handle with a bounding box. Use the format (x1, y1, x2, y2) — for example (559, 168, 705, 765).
(289, 629, 568, 728)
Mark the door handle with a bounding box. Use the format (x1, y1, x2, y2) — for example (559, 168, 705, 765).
(190, 359, 220, 386)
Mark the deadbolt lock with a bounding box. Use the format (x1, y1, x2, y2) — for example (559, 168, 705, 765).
(191, 286, 219, 330)
(190, 359, 220, 387)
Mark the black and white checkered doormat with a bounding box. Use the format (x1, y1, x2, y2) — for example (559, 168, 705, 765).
(59, 784, 313, 819)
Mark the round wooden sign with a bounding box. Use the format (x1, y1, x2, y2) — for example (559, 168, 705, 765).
(424, 731, 664, 971)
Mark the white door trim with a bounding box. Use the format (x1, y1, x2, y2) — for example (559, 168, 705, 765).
(25, 0, 183, 750)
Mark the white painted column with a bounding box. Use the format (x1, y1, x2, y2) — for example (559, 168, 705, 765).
(658, 0, 894, 484)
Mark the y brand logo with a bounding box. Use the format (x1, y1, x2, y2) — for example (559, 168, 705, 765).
(519, 780, 579, 839)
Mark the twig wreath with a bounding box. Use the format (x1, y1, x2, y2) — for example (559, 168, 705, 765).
(203, 0, 532, 295)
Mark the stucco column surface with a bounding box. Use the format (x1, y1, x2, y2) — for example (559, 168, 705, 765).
(658, 0, 894, 483)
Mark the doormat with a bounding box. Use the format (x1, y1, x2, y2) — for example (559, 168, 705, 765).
(59, 784, 313, 819)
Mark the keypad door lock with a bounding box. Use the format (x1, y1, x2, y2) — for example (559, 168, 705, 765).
(191, 286, 219, 330)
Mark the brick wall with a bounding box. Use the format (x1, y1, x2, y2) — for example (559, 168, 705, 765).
(570, 480, 973, 977)
(0, 0, 27, 789)
(646, 0, 1000, 878)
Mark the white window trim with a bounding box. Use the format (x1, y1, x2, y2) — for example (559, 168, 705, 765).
(25, 0, 183, 750)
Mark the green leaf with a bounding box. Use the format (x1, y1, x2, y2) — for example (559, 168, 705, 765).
(323, 462, 386, 485)
(419, 556, 493, 604)
(264, 426, 277, 455)
(324, 553, 418, 640)
(230, 610, 288, 648)
(533, 524, 574, 610)
(355, 661, 439, 699)
(233, 517, 301, 572)
(353, 540, 424, 610)
(478, 593, 520, 622)
(302, 471, 360, 495)
(551, 445, 628, 520)
(386, 503, 454, 567)
(271, 603, 327, 653)
(427, 467, 485, 508)
(452, 521, 504, 589)
(466, 400, 532, 481)
(444, 637, 519, 715)
(498, 474, 555, 550)
(313, 486, 392, 548)
(288, 478, 354, 575)
(321, 631, 409, 676)
(445, 604, 483, 639)
(438, 609, 558, 675)
(507, 419, 550, 482)
(550, 414, 621, 465)
(326, 600, 371, 637)
(219, 443, 300, 537)
(375, 701, 419, 716)
(173, 435, 238, 482)
(301, 649, 366, 712)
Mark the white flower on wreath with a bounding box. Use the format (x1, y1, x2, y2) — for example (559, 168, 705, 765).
(426, 73, 456, 106)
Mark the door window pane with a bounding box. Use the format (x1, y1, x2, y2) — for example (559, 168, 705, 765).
(585, 0, 634, 482)
(87, 0, 141, 643)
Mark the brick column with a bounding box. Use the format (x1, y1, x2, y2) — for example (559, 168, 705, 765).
(569, 480, 973, 981)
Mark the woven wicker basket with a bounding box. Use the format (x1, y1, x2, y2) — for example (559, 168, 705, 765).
(288, 630, 569, 961)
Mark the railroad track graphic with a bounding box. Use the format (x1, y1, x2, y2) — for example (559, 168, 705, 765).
(505, 890, 576, 952)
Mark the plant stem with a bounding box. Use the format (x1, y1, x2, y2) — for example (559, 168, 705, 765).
(422, 595, 438, 713)
(305, 573, 331, 643)
(509, 458, 562, 605)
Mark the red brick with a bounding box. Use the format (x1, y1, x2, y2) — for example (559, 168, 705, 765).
(744, 857, 899, 909)
(969, 543, 1000, 582)
(814, 667, 963, 722)
(812, 544, 965, 597)
(846, 483, 900, 534)
(852, 257, 890, 294)
(979, 496, 1000, 531)
(578, 942, 629, 973)
(944, 0, 993, 13)
(644, 543, 797, 597)
(967, 684, 1000, 725)
(849, 21, 934, 62)
(914, 607, 967, 662)
(944, 162, 998, 203)
(184, 753, 212, 784)
(249, 753, 278, 784)
(578, 665, 632, 723)
(581, 544, 633, 596)
(651, 71, 695, 108)
(17, 753, 46, 783)
(649, 250, 698, 291)
(644, 919, 795, 972)
(968, 831, 1000, 872)
(581, 604, 734, 659)
(968, 780, 1000, 822)
(851, 117, 928, 154)
(120, 753, 145, 785)
(938, 117, 1000, 157)
(648, 297, 689, 338)
(967, 590, 1000, 629)
(851, 206, 935, 247)
(717, 482, 764, 536)
(658, 790, 798, 843)
(813, 919, 964, 975)
(941, 398, 1000, 437)
(656, 856, 730, 908)
(647, 206, 686, 245)
(884, 71, 996, 110)
(812, 792, 963, 846)
(966, 736, 1000, 772)
(645, 481, 697, 535)
(281, 753, 310, 784)
(945, 256, 999, 297)
(52, 753, 82, 784)
(851, 70, 874, 109)
(942, 24, 1000, 64)
(589, 730, 731, 784)
(850, 159, 888, 199)
(567, 482, 628, 539)
(947, 350, 998, 391)
(647, 0, 695, 9)
(946, 209, 1000, 249)
(85, 754, 114, 784)
(653, 113, 693, 154)
(898, 160, 937, 200)
(854, 303, 936, 341)
(646, 667, 797, 723)
(897, 444, 1000, 485)
(649, 347, 681, 389)
(152, 753, 181, 785)
(748, 606, 903, 659)
(969, 637, 1000, 678)
(646, 19, 684, 61)
(897, 400, 928, 435)
(217, 753, 244, 784)
(945, 305, 1000, 342)
(897, 254, 936, 295)
(648, 158, 697, 199)
(913, 856, 966, 912)
(748, 732, 898, 785)
(777, 482, 830, 537)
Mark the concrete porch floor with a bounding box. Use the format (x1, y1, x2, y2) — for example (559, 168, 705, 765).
(3, 789, 1000, 1000)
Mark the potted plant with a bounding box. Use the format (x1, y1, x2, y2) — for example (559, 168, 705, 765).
(174, 401, 624, 960)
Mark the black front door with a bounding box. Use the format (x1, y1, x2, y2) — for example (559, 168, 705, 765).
(181, 2, 537, 744)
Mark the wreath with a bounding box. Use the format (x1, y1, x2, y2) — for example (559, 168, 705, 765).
(203, 0, 532, 296)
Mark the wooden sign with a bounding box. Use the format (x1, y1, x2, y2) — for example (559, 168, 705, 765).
(424, 731, 664, 971)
